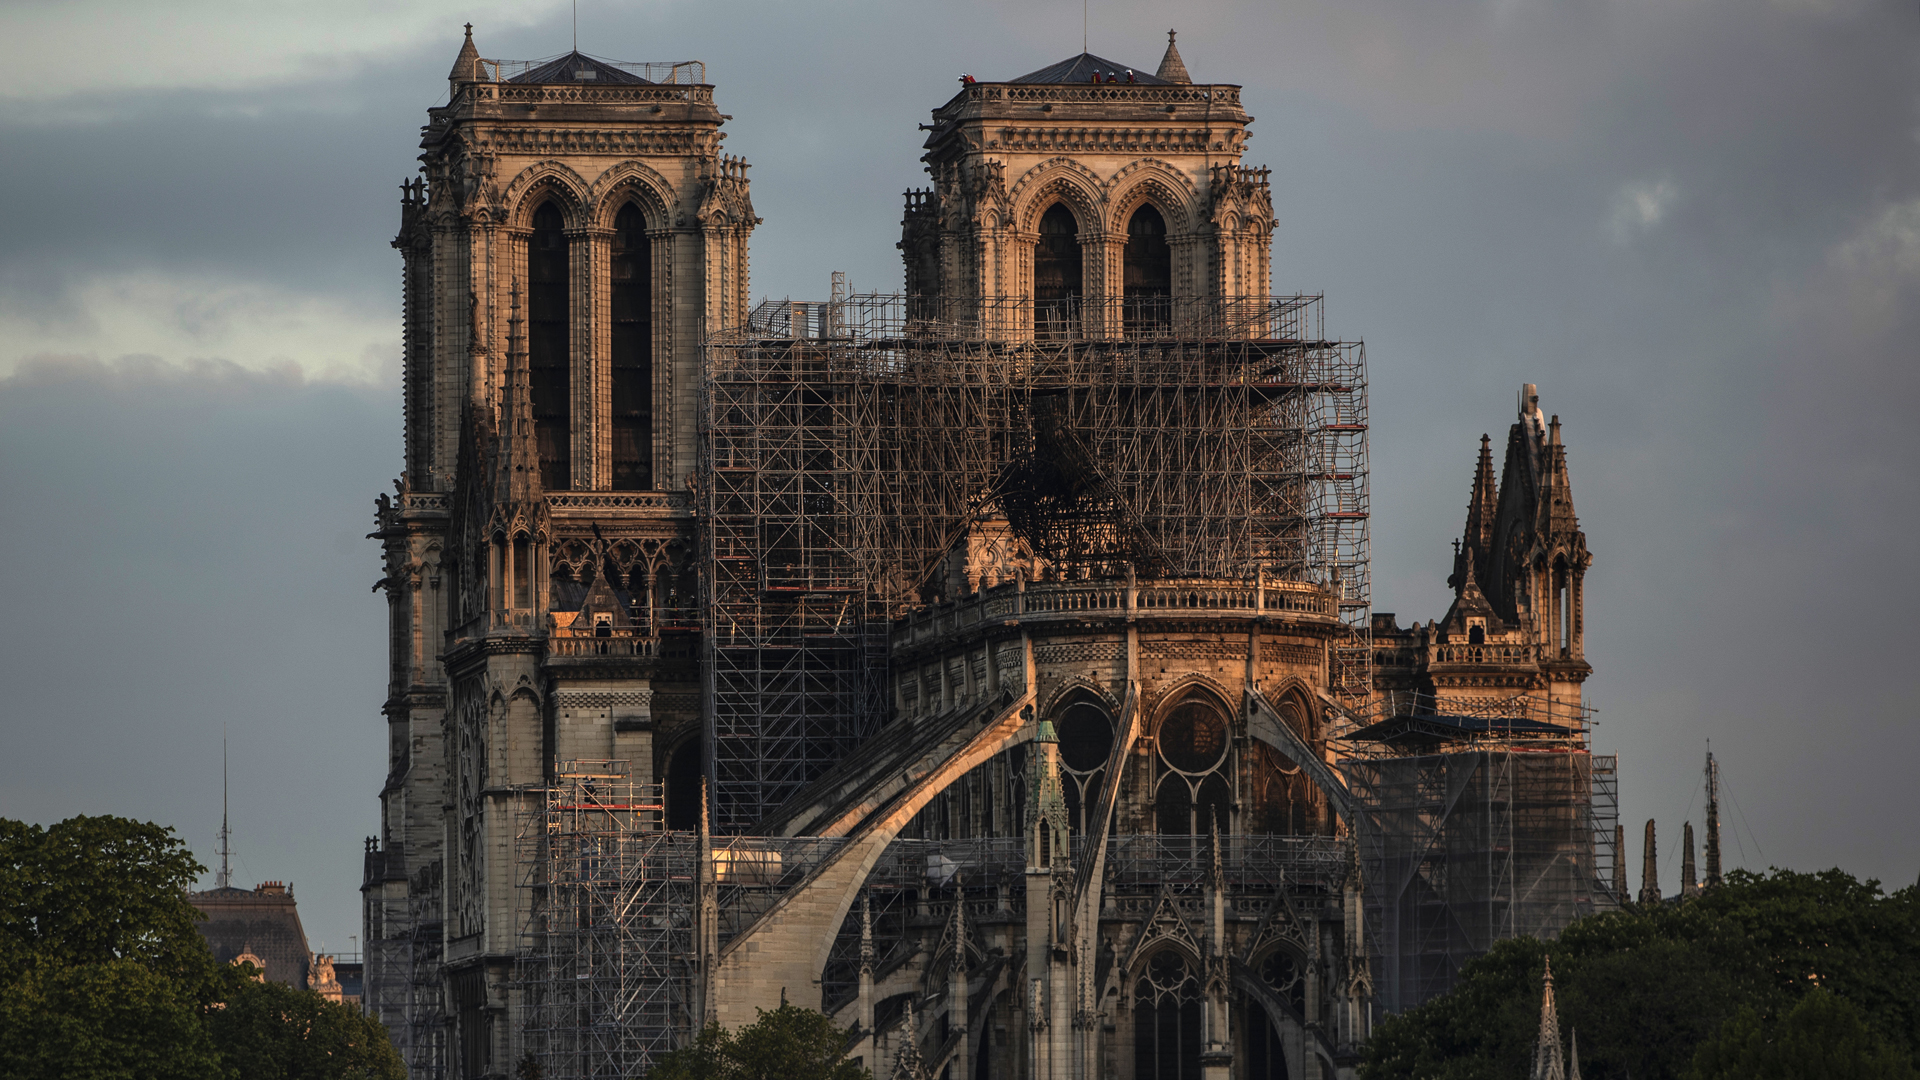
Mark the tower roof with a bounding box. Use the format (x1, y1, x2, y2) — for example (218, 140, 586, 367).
(510, 51, 652, 84)
(449, 23, 481, 83)
(1156, 30, 1192, 84)
(1010, 52, 1169, 85)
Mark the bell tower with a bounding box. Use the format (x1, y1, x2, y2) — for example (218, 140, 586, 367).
(902, 30, 1274, 319)
(368, 25, 753, 1078)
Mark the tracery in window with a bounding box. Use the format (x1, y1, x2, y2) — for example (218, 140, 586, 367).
(1134, 949, 1202, 1080)
(1054, 699, 1113, 835)
(1155, 695, 1235, 840)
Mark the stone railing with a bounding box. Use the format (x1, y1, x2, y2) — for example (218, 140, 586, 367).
(548, 632, 658, 658)
(546, 491, 691, 513)
(491, 83, 714, 105)
(970, 84, 1241, 107)
(896, 576, 1335, 646)
(1431, 641, 1536, 666)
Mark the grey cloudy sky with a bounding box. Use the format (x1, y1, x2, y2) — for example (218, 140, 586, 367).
(1, 0, 1915, 952)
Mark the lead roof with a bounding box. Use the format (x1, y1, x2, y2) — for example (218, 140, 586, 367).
(1009, 52, 1168, 85)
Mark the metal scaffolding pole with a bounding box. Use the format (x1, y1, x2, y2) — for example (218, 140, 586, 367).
(700, 294, 1372, 828)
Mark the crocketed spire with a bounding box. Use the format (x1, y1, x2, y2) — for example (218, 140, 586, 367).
(1156, 29, 1192, 83)
(1530, 957, 1567, 1080)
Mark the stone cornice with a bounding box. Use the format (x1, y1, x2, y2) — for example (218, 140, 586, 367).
(442, 634, 544, 677)
(471, 127, 712, 157)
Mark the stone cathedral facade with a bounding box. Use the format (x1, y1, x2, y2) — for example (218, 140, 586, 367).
(366, 27, 1598, 1080)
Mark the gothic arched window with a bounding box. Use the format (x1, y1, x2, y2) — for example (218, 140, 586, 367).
(610, 202, 652, 490)
(1033, 202, 1082, 335)
(1054, 699, 1114, 836)
(1134, 949, 1202, 1080)
(528, 201, 571, 490)
(1155, 696, 1234, 843)
(1124, 204, 1171, 330)
(1247, 705, 1328, 837)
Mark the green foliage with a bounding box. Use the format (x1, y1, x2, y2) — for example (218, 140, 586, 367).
(1687, 990, 1919, 1080)
(1360, 868, 1920, 1080)
(649, 1003, 871, 1080)
(0, 815, 405, 1080)
(0, 957, 225, 1080)
(207, 966, 406, 1080)
(0, 816, 214, 990)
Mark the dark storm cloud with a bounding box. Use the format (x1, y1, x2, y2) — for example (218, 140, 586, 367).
(0, 0, 1915, 949)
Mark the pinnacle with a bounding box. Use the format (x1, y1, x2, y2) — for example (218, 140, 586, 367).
(1156, 29, 1192, 84)
(450, 23, 482, 84)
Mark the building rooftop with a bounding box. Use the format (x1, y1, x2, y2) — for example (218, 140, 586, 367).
(1009, 51, 1169, 85)
(187, 881, 312, 989)
(508, 51, 652, 84)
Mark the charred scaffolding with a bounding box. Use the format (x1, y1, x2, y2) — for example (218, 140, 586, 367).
(700, 292, 1371, 829)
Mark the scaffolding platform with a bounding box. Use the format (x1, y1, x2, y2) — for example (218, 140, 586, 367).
(1338, 696, 1618, 1014)
(700, 292, 1370, 829)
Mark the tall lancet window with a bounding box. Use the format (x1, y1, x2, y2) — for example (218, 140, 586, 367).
(528, 202, 572, 490)
(1033, 202, 1082, 335)
(1135, 949, 1203, 1080)
(1123, 204, 1171, 330)
(610, 203, 653, 490)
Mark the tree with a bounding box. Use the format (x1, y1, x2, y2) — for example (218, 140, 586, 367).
(0, 816, 225, 1080)
(0, 957, 224, 1080)
(1688, 989, 1919, 1080)
(1360, 868, 1920, 1080)
(206, 965, 405, 1080)
(0, 816, 215, 990)
(649, 1003, 871, 1080)
(0, 815, 406, 1080)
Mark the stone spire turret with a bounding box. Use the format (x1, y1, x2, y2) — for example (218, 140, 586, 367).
(1614, 824, 1629, 906)
(448, 23, 481, 90)
(1538, 415, 1581, 543)
(1026, 713, 1070, 872)
(1639, 819, 1661, 904)
(501, 281, 541, 504)
(1681, 821, 1699, 898)
(892, 999, 931, 1080)
(1453, 433, 1498, 592)
(1155, 30, 1192, 84)
(1530, 957, 1567, 1080)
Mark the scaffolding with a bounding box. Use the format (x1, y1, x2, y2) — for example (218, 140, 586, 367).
(1337, 694, 1618, 1014)
(361, 842, 446, 1080)
(701, 293, 1370, 829)
(515, 762, 695, 1079)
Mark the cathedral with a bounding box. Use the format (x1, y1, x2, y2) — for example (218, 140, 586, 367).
(364, 27, 1606, 1080)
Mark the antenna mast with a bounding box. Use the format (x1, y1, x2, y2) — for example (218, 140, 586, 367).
(216, 733, 233, 889)
(1703, 745, 1722, 887)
